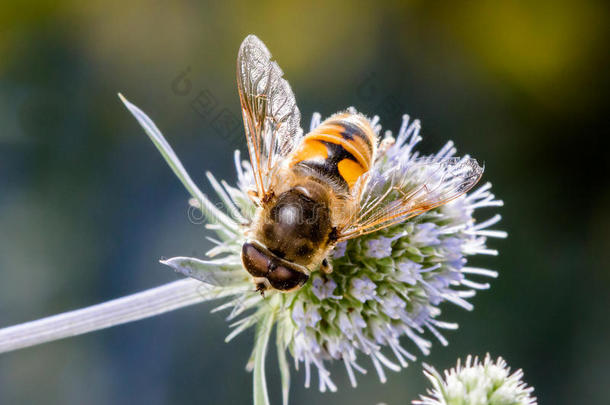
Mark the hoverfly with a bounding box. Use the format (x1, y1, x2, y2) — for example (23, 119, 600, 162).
(234, 35, 482, 293)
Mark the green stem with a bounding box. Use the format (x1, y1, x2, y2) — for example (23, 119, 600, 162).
(276, 317, 291, 405)
(253, 303, 277, 405)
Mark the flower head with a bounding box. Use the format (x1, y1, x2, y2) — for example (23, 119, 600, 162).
(119, 99, 506, 401)
(413, 354, 537, 405)
(124, 96, 506, 397)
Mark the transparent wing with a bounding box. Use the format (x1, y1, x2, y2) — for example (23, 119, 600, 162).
(337, 157, 483, 241)
(237, 35, 302, 201)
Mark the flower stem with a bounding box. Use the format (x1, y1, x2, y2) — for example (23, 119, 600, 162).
(276, 318, 291, 405)
(253, 302, 277, 405)
(0, 279, 224, 354)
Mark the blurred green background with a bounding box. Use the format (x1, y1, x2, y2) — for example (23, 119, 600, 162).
(0, 1, 608, 404)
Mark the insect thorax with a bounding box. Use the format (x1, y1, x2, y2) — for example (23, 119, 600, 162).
(252, 178, 335, 269)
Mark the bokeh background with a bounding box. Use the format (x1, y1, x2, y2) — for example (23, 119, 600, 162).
(1, 1, 608, 404)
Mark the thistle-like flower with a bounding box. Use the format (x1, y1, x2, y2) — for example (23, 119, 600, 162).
(0, 96, 504, 405)
(413, 354, 537, 405)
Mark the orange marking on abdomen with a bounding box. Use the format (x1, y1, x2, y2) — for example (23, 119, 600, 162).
(307, 123, 373, 168)
(289, 113, 378, 192)
(337, 158, 366, 188)
(290, 139, 328, 165)
(306, 132, 369, 171)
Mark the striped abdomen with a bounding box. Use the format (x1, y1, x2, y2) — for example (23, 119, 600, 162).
(289, 112, 377, 193)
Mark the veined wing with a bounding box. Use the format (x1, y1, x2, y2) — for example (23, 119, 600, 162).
(337, 157, 483, 241)
(237, 35, 302, 203)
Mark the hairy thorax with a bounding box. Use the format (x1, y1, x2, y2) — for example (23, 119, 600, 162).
(250, 176, 336, 270)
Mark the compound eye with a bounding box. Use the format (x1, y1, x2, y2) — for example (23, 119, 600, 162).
(242, 243, 271, 278)
(267, 264, 309, 291)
